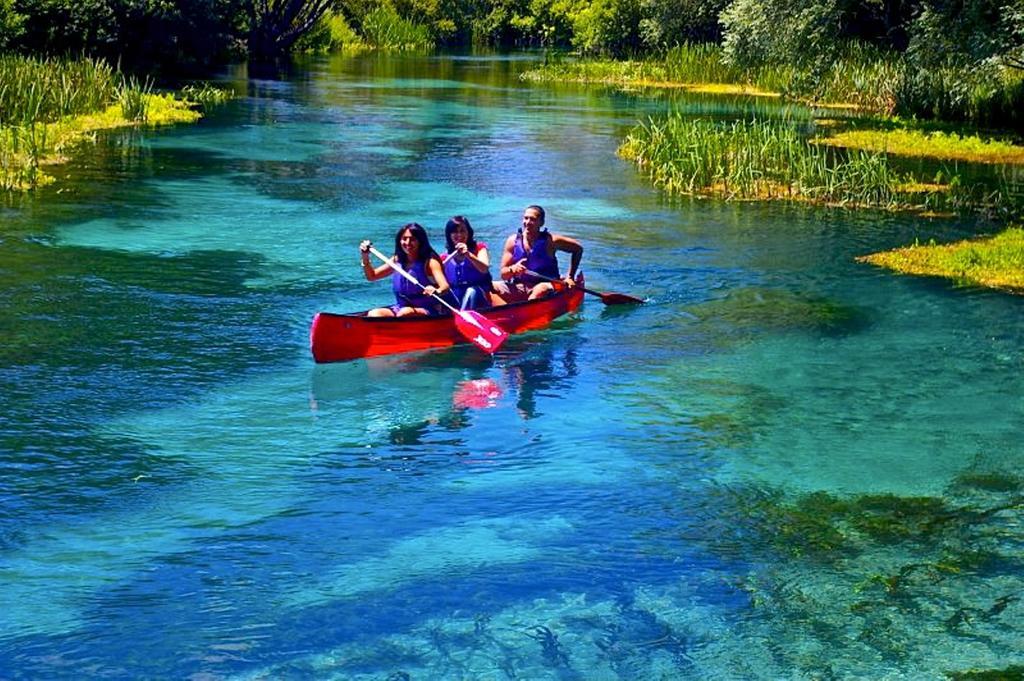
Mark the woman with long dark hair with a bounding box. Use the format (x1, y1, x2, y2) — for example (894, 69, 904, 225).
(440, 215, 495, 310)
(359, 223, 450, 317)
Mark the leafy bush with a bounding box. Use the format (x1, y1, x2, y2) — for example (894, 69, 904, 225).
(0, 0, 25, 49)
(639, 0, 727, 48)
(571, 0, 643, 56)
(295, 11, 364, 52)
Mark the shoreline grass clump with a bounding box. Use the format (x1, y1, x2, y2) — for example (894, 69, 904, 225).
(361, 5, 432, 50)
(0, 55, 118, 126)
(618, 115, 911, 209)
(857, 226, 1024, 294)
(1, 54, 228, 192)
(522, 41, 1024, 131)
(522, 43, 789, 98)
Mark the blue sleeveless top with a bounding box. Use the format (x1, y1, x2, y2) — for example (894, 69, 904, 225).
(392, 259, 436, 309)
(442, 242, 491, 289)
(511, 229, 558, 285)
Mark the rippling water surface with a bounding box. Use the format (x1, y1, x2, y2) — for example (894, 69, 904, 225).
(3, 52, 1023, 679)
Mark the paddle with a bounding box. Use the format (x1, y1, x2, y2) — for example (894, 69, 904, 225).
(524, 269, 644, 305)
(368, 246, 509, 354)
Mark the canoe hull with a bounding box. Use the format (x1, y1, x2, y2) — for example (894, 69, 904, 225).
(310, 283, 584, 363)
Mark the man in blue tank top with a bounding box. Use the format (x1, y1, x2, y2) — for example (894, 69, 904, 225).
(494, 205, 583, 302)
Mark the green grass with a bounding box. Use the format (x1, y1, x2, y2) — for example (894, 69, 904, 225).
(522, 44, 790, 97)
(619, 114, 1024, 219)
(0, 55, 118, 126)
(618, 115, 911, 208)
(180, 82, 234, 109)
(361, 6, 432, 50)
(857, 226, 1024, 293)
(1, 55, 227, 192)
(522, 41, 1024, 131)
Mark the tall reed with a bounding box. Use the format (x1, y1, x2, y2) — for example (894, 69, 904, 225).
(0, 55, 118, 126)
(662, 43, 792, 92)
(1, 54, 202, 191)
(619, 116, 908, 208)
(117, 75, 153, 122)
(361, 6, 432, 50)
(522, 43, 792, 93)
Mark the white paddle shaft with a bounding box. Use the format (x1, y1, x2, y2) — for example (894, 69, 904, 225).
(368, 245, 469, 318)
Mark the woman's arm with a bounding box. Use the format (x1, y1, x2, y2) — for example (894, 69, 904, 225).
(359, 240, 393, 281)
(425, 257, 450, 297)
(463, 244, 490, 272)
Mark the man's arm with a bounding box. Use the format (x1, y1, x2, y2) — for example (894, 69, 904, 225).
(552, 234, 583, 279)
(499, 234, 525, 280)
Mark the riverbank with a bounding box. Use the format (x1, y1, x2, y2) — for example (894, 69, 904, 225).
(523, 47, 1024, 168)
(858, 227, 1024, 294)
(615, 116, 1015, 216)
(0, 55, 225, 192)
(1, 95, 201, 191)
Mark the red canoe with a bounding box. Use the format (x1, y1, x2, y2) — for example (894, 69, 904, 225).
(310, 278, 585, 363)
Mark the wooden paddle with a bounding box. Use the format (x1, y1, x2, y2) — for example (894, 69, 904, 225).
(369, 246, 509, 354)
(524, 269, 644, 305)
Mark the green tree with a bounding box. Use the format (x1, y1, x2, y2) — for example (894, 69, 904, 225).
(0, 0, 26, 49)
(720, 0, 915, 67)
(909, 0, 1024, 69)
(11, 0, 245, 75)
(248, 0, 335, 63)
(470, 0, 536, 46)
(720, 0, 842, 66)
(572, 0, 643, 55)
(639, 0, 727, 48)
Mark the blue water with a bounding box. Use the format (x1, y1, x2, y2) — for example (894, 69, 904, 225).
(2, 52, 1023, 679)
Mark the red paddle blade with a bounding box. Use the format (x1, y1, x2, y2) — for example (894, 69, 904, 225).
(455, 310, 509, 354)
(598, 291, 645, 305)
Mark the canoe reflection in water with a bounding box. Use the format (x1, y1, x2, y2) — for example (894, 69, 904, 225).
(503, 341, 580, 420)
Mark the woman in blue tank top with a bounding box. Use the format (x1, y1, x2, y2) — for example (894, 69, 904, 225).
(440, 215, 495, 310)
(359, 223, 450, 317)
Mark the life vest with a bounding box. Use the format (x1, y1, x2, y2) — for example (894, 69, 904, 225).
(511, 229, 558, 286)
(392, 259, 437, 309)
(441, 242, 491, 289)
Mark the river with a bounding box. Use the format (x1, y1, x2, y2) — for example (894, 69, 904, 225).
(2, 51, 1023, 678)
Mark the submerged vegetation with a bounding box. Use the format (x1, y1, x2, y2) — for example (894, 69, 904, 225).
(686, 287, 869, 337)
(0, 55, 227, 192)
(857, 227, 1024, 294)
(705, 472, 1024, 673)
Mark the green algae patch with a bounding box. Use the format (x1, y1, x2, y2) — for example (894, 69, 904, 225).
(615, 80, 781, 99)
(947, 666, 1024, 680)
(738, 491, 957, 560)
(815, 128, 1024, 164)
(522, 69, 782, 98)
(701, 476, 1024, 676)
(952, 471, 1024, 494)
(686, 287, 869, 338)
(857, 227, 1024, 294)
(687, 379, 787, 448)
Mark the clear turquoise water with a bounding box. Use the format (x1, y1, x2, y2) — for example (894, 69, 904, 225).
(2, 52, 1023, 679)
